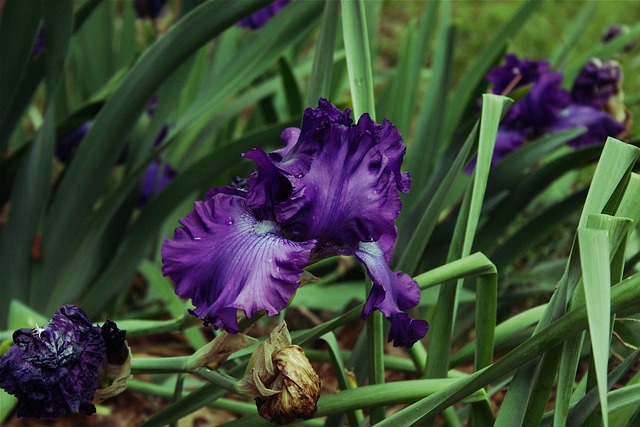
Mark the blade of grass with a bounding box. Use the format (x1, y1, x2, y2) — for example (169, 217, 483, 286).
(424, 94, 505, 381)
(549, 1, 597, 69)
(405, 1, 452, 184)
(375, 270, 640, 427)
(320, 332, 363, 427)
(341, 0, 375, 118)
(305, 0, 340, 106)
(40, 0, 274, 302)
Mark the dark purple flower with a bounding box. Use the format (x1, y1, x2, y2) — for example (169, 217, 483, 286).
(138, 157, 176, 207)
(486, 54, 551, 95)
(503, 72, 570, 129)
(0, 305, 105, 418)
(162, 99, 427, 347)
(549, 104, 626, 147)
(571, 58, 622, 110)
(134, 0, 167, 19)
(56, 122, 91, 163)
(236, 0, 291, 29)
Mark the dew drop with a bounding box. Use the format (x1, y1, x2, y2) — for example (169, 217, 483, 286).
(225, 217, 235, 225)
(194, 237, 202, 241)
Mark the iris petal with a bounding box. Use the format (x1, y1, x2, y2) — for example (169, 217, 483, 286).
(161, 193, 316, 333)
(355, 241, 428, 347)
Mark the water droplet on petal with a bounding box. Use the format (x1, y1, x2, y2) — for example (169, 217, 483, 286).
(225, 217, 235, 225)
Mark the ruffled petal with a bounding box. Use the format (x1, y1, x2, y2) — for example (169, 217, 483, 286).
(266, 100, 408, 255)
(0, 305, 104, 418)
(161, 193, 316, 333)
(355, 241, 428, 347)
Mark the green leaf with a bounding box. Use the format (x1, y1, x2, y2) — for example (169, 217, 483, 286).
(424, 94, 505, 380)
(0, 0, 43, 153)
(305, 0, 340, 106)
(374, 270, 640, 427)
(341, 0, 375, 119)
(40, 0, 275, 302)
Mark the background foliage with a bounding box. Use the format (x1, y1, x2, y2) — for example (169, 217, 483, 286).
(1, 0, 639, 425)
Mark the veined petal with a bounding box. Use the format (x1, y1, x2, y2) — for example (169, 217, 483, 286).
(356, 241, 428, 347)
(161, 193, 316, 333)
(266, 100, 409, 255)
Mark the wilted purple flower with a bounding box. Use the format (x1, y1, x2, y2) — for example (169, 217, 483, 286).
(486, 54, 551, 95)
(0, 305, 105, 418)
(236, 0, 291, 29)
(56, 122, 91, 163)
(101, 320, 128, 365)
(134, 0, 167, 20)
(571, 58, 622, 109)
(162, 99, 428, 347)
(138, 157, 176, 207)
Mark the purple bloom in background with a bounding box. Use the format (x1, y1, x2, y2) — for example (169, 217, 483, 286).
(0, 305, 105, 418)
(134, 0, 167, 19)
(56, 122, 91, 163)
(486, 54, 550, 95)
(236, 0, 291, 29)
(32, 22, 45, 57)
(503, 71, 570, 129)
(162, 99, 428, 347)
(571, 58, 621, 109)
(139, 158, 176, 207)
(551, 104, 626, 148)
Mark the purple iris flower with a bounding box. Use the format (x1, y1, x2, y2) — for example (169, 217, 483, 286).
(162, 99, 428, 347)
(550, 104, 626, 148)
(139, 157, 177, 207)
(56, 122, 91, 163)
(0, 305, 105, 418)
(486, 54, 551, 95)
(236, 0, 291, 29)
(503, 71, 570, 129)
(571, 58, 621, 109)
(134, 0, 167, 19)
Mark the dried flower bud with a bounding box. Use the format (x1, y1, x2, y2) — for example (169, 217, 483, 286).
(93, 345, 132, 404)
(186, 331, 257, 371)
(255, 345, 321, 425)
(94, 320, 132, 403)
(236, 322, 321, 425)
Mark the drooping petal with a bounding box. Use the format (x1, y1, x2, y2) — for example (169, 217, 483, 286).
(355, 241, 428, 347)
(0, 305, 105, 418)
(549, 104, 626, 148)
(161, 193, 316, 333)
